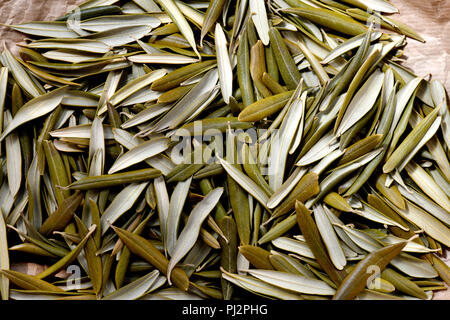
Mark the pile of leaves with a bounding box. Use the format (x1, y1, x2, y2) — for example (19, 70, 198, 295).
(0, 0, 449, 300)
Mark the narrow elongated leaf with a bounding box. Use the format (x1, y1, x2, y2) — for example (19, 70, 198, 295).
(42, 140, 70, 205)
(80, 14, 161, 32)
(50, 124, 114, 139)
(121, 104, 171, 129)
(152, 69, 219, 131)
(119, 88, 161, 107)
(112, 226, 190, 291)
(100, 182, 149, 234)
(167, 187, 224, 282)
(272, 172, 320, 219)
(338, 134, 384, 167)
(295, 37, 329, 85)
(132, 0, 161, 12)
(314, 204, 346, 270)
(296, 201, 347, 285)
(0, 87, 66, 142)
(385, 107, 441, 173)
(238, 245, 274, 270)
(166, 177, 192, 256)
(219, 216, 238, 300)
(236, 30, 254, 107)
(151, 60, 216, 91)
(154, 176, 170, 248)
(221, 269, 304, 300)
(26, 156, 43, 230)
(381, 235, 439, 254)
(227, 171, 251, 246)
(98, 70, 122, 110)
(308, 148, 382, 207)
(391, 77, 423, 130)
(249, 0, 270, 45)
(270, 92, 305, 191)
(40, 49, 99, 63)
(405, 161, 450, 213)
(215, 23, 233, 104)
(340, 0, 398, 13)
(397, 184, 450, 226)
(283, 7, 368, 36)
(99, 69, 167, 114)
(155, 0, 200, 58)
(128, 54, 198, 64)
(0, 214, 9, 300)
(389, 199, 450, 248)
(0, 68, 7, 140)
(173, 1, 205, 31)
(247, 269, 336, 295)
(268, 28, 300, 90)
(108, 138, 168, 174)
(40, 191, 83, 236)
(381, 268, 427, 300)
(335, 224, 438, 278)
(334, 44, 382, 133)
(27, 39, 111, 53)
(89, 117, 105, 175)
(103, 270, 159, 300)
(268, 251, 316, 278)
(112, 128, 175, 175)
(0, 270, 64, 293)
(4, 111, 22, 198)
(335, 69, 384, 137)
(431, 80, 450, 151)
(61, 91, 99, 107)
(321, 32, 382, 65)
(85, 25, 152, 47)
(67, 169, 161, 190)
(174, 117, 253, 136)
(8, 21, 79, 38)
(238, 90, 293, 122)
(355, 201, 409, 230)
(3, 46, 44, 98)
(296, 131, 338, 166)
(271, 237, 315, 259)
(333, 240, 407, 300)
(218, 157, 269, 210)
(36, 226, 96, 279)
(267, 168, 307, 209)
(200, 0, 226, 43)
(74, 215, 102, 296)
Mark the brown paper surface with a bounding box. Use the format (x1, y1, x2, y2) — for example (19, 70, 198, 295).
(0, 0, 85, 51)
(390, 0, 450, 93)
(0, 0, 449, 299)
